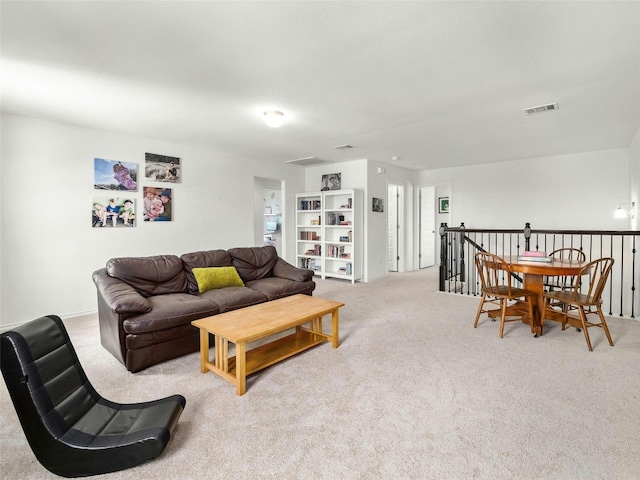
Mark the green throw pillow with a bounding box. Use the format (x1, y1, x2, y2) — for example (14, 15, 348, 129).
(192, 266, 244, 293)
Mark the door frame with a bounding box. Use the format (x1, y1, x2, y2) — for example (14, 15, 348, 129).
(387, 182, 405, 273)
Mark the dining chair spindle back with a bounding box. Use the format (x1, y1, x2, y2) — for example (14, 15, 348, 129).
(473, 252, 535, 338)
(541, 257, 615, 351)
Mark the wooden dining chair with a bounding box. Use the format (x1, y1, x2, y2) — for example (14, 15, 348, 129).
(473, 252, 535, 338)
(543, 248, 587, 315)
(543, 247, 586, 292)
(541, 257, 614, 351)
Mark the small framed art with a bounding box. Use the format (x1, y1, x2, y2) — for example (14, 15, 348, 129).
(439, 197, 450, 214)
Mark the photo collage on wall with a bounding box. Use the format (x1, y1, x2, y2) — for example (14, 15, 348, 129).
(91, 153, 180, 228)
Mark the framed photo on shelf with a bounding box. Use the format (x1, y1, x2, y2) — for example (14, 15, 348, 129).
(439, 197, 450, 214)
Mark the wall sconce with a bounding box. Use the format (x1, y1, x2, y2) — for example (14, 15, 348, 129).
(614, 201, 636, 219)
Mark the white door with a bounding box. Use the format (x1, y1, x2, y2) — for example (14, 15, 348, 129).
(419, 186, 436, 268)
(387, 184, 403, 272)
(387, 186, 398, 271)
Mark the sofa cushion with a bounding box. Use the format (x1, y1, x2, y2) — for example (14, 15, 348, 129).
(245, 277, 316, 301)
(122, 293, 219, 335)
(192, 266, 244, 293)
(228, 246, 278, 283)
(198, 286, 267, 313)
(107, 255, 188, 297)
(180, 249, 233, 294)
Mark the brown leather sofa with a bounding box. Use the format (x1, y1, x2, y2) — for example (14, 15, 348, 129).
(92, 246, 315, 372)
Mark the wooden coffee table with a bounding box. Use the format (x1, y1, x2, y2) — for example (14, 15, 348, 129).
(191, 294, 344, 395)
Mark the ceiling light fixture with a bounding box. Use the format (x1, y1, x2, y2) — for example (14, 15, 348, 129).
(614, 202, 636, 219)
(263, 110, 284, 128)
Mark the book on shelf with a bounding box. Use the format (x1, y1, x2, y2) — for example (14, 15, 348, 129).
(326, 244, 346, 258)
(304, 244, 321, 256)
(300, 257, 321, 271)
(326, 213, 345, 225)
(300, 231, 320, 240)
(299, 200, 321, 211)
(516, 255, 552, 263)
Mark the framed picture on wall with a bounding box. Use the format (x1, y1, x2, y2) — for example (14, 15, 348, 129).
(143, 187, 173, 221)
(439, 197, 450, 213)
(92, 196, 136, 228)
(321, 173, 341, 191)
(145, 153, 181, 183)
(94, 158, 138, 191)
(372, 197, 384, 212)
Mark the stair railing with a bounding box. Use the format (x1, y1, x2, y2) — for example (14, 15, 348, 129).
(439, 223, 639, 319)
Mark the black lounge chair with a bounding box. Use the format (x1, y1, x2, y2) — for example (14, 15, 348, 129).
(1, 314, 186, 477)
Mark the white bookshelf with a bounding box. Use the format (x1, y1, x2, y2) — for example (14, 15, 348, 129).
(295, 189, 363, 283)
(295, 192, 323, 275)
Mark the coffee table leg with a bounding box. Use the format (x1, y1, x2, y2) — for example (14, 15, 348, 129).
(199, 328, 209, 373)
(236, 342, 247, 396)
(331, 308, 340, 348)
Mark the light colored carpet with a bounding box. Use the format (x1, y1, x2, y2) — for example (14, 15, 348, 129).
(1, 267, 639, 479)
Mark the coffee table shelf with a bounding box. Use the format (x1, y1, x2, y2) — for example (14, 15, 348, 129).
(226, 329, 326, 376)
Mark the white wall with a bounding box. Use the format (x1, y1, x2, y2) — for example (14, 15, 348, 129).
(0, 113, 305, 327)
(629, 127, 639, 232)
(416, 149, 631, 231)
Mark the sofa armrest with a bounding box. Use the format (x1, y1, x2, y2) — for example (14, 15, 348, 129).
(272, 258, 314, 282)
(92, 269, 152, 314)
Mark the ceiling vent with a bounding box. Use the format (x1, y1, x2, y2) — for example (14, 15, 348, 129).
(333, 144, 354, 150)
(284, 156, 329, 166)
(523, 103, 559, 115)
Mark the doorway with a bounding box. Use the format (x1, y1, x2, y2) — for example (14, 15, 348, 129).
(387, 183, 404, 272)
(418, 186, 436, 268)
(254, 177, 283, 255)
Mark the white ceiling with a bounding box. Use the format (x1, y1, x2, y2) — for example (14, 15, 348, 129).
(2, 1, 639, 171)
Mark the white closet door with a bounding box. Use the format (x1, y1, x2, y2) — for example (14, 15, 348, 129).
(419, 186, 436, 268)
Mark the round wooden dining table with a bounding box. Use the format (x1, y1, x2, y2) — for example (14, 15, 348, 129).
(506, 256, 587, 337)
